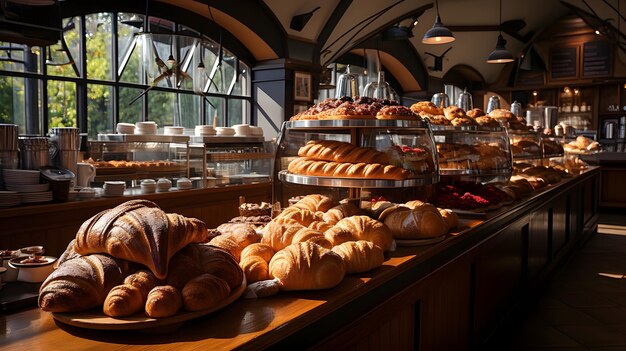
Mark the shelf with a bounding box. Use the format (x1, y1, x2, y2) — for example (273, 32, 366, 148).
(278, 170, 438, 188)
(558, 111, 592, 115)
(97, 134, 189, 143)
(205, 153, 273, 162)
(285, 119, 428, 130)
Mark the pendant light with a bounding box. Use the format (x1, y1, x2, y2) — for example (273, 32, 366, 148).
(486, 0, 514, 63)
(422, 0, 455, 44)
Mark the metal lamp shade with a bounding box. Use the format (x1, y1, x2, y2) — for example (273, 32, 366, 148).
(486, 35, 514, 63)
(422, 15, 455, 44)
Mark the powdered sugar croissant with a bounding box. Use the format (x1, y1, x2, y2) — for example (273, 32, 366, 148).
(74, 200, 209, 279)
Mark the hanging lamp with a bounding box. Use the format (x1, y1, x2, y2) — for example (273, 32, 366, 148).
(422, 0, 455, 44)
(486, 0, 514, 63)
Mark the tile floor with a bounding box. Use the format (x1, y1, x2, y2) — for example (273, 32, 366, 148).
(488, 211, 626, 350)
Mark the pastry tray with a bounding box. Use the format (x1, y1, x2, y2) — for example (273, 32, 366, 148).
(97, 134, 189, 143)
(278, 170, 438, 188)
(285, 119, 428, 130)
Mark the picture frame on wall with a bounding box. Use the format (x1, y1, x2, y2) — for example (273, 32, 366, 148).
(294, 71, 312, 101)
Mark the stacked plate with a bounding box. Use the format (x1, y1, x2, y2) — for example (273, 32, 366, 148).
(0, 191, 20, 207)
(2, 169, 52, 205)
(135, 121, 158, 135)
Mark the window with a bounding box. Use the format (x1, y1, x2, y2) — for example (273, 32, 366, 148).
(0, 12, 252, 137)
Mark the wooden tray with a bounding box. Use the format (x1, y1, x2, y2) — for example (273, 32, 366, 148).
(52, 276, 246, 331)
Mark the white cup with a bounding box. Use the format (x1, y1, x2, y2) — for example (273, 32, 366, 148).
(76, 162, 96, 188)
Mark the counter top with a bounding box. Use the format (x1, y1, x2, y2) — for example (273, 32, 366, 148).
(0, 167, 600, 351)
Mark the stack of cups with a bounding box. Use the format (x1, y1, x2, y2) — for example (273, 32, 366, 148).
(49, 127, 80, 178)
(19, 137, 50, 170)
(135, 121, 158, 135)
(103, 181, 126, 196)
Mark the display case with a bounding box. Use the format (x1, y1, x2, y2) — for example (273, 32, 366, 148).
(431, 125, 513, 183)
(87, 134, 190, 185)
(189, 135, 273, 187)
(542, 135, 565, 158)
(509, 130, 544, 160)
(273, 119, 438, 207)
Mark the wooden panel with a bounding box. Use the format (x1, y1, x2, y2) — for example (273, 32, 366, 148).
(528, 208, 550, 281)
(600, 168, 626, 208)
(568, 185, 583, 239)
(552, 197, 568, 257)
(473, 218, 526, 342)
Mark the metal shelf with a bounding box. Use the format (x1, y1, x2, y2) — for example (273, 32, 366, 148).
(285, 119, 428, 130)
(278, 170, 438, 188)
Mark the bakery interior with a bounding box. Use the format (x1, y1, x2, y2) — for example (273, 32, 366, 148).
(1, 0, 626, 349)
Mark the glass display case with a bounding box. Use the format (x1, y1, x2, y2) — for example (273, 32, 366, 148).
(273, 119, 438, 207)
(87, 134, 190, 185)
(542, 135, 564, 158)
(431, 125, 513, 183)
(189, 135, 273, 187)
(509, 130, 544, 160)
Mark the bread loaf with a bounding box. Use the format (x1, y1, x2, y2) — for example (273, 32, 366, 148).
(297, 140, 391, 165)
(39, 254, 135, 313)
(333, 216, 394, 251)
(74, 200, 208, 279)
(322, 203, 365, 225)
(269, 242, 345, 291)
(292, 194, 335, 213)
(332, 240, 385, 274)
(182, 274, 231, 311)
(262, 221, 304, 251)
(103, 270, 160, 317)
(145, 285, 182, 318)
(216, 223, 260, 247)
(382, 205, 447, 240)
(288, 158, 410, 180)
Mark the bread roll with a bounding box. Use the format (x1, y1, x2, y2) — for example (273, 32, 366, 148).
(333, 216, 394, 251)
(261, 221, 304, 252)
(39, 254, 135, 313)
(209, 235, 243, 262)
(239, 255, 270, 283)
(269, 242, 345, 291)
(444, 106, 466, 120)
(438, 208, 459, 230)
(324, 226, 357, 247)
(182, 274, 231, 311)
(410, 101, 442, 115)
(216, 223, 260, 248)
(382, 206, 447, 240)
(103, 270, 160, 317)
(74, 199, 208, 279)
(240, 243, 274, 263)
(292, 194, 335, 213)
(322, 203, 364, 225)
(297, 140, 391, 165)
(167, 244, 243, 291)
(332, 240, 385, 274)
(308, 220, 334, 232)
(287, 158, 410, 180)
(145, 285, 182, 318)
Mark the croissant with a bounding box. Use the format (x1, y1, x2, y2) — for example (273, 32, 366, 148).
(261, 221, 304, 252)
(291, 227, 333, 249)
(239, 255, 270, 283)
(324, 226, 357, 247)
(333, 216, 394, 251)
(241, 243, 274, 263)
(332, 240, 385, 274)
(439, 208, 459, 231)
(291, 194, 335, 213)
(288, 158, 410, 180)
(55, 239, 80, 268)
(39, 254, 135, 313)
(103, 270, 160, 317)
(216, 223, 260, 248)
(308, 221, 334, 232)
(74, 200, 208, 279)
(145, 285, 182, 318)
(382, 205, 448, 240)
(182, 273, 231, 311)
(269, 242, 345, 291)
(298, 140, 391, 165)
(322, 203, 365, 225)
(273, 207, 320, 227)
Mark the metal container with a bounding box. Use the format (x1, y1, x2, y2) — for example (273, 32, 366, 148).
(19, 137, 50, 170)
(457, 89, 473, 111)
(49, 127, 80, 150)
(510, 101, 522, 117)
(605, 122, 616, 139)
(486, 96, 501, 114)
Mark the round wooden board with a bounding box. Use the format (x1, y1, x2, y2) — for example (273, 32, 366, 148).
(52, 276, 246, 331)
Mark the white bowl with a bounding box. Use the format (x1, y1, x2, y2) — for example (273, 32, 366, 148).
(164, 126, 184, 135)
(9, 256, 57, 283)
(103, 181, 126, 190)
(116, 123, 135, 134)
(216, 127, 235, 136)
(157, 178, 172, 192)
(233, 124, 251, 136)
(249, 126, 264, 136)
(195, 125, 217, 136)
(176, 177, 192, 190)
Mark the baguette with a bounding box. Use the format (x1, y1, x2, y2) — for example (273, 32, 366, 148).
(288, 158, 410, 180)
(297, 140, 391, 165)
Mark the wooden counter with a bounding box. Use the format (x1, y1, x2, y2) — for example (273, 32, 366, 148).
(0, 168, 600, 350)
(580, 152, 626, 208)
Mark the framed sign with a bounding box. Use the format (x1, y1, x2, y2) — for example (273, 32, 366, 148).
(294, 71, 312, 101)
(583, 40, 612, 78)
(550, 46, 578, 80)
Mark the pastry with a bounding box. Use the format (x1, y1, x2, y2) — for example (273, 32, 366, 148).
(466, 108, 486, 118)
(274, 206, 320, 227)
(216, 223, 260, 248)
(291, 227, 332, 249)
(308, 220, 334, 232)
(292, 194, 335, 213)
(103, 270, 160, 317)
(241, 243, 275, 263)
(262, 220, 304, 252)
(297, 140, 391, 165)
(451, 117, 477, 126)
(438, 209, 459, 230)
(269, 242, 345, 291)
(444, 106, 466, 120)
(376, 105, 419, 120)
(182, 274, 231, 311)
(74, 200, 208, 279)
(145, 285, 182, 318)
(331, 240, 384, 274)
(238, 202, 272, 217)
(333, 216, 394, 251)
(410, 101, 442, 115)
(322, 203, 365, 225)
(208, 235, 243, 262)
(381, 205, 448, 240)
(239, 255, 270, 283)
